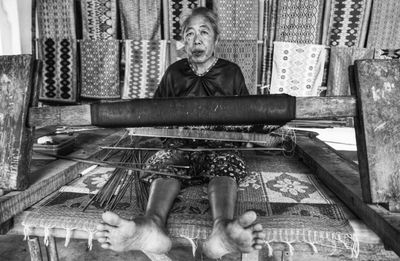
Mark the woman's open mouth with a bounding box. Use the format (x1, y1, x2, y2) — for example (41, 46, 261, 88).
(192, 50, 205, 57)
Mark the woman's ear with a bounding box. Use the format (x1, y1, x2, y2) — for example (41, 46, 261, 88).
(215, 35, 219, 46)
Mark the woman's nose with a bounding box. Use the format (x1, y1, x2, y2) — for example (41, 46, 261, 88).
(194, 34, 202, 44)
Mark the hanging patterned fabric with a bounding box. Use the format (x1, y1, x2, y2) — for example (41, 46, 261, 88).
(374, 49, 400, 60)
(366, 0, 400, 48)
(36, 0, 76, 39)
(215, 40, 258, 94)
(168, 0, 202, 41)
(275, 0, 324, 44)
(80, 40, 120, 99)
(270, 41, 326, 97)
(326, 46, 374, 96)
(39, 38, 78, 103)
(122, 40, 168, 99)
(80, 0, 118, 40)
(119, 0, 161, 40)
(325, 0, 371, 47)
(213, 0, 259, 40)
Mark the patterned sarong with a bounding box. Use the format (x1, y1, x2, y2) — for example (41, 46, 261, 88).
(168, 0, 202, 41)
(213, 0, 259, 40)
(270, 41, 327, 97)
(327, 46, 374, 96)
(80, 40, 120, 99)
(275, 0, 325, 44)
(366, 0, 400, 48)
(122, 40, 167, 99)
(119, 0, 161, 40)
(215, 40, 258, 94)
(325, 0, 371, 47)
(80, 0, 118, 40)
(36, 0, 76, 39)
(38, 38, 78, 103)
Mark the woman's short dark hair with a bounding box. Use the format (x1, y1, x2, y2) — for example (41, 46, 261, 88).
(180, 7, 220, 41)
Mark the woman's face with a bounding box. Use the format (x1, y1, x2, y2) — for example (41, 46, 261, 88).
(183, 15, 217, 66)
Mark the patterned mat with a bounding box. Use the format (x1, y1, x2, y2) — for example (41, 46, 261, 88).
(80, 39, 120, 99)
(374, 49, 400, 60)
(366, 0, 400, 48)
(215, 40, 258, 94)
(325, 0, 371, 47)
(80, 0, 118, 40)
(38, 38, 78, 103)
(275, 0, 324, 44)
(270, 41, 327, 97)
(327, 46, 374, 96)
(36, 0, 76, 39)
(213, 0, 259, 40)
(23, 156, 358, 257)
(119, 0, 161, 40)
(122, 40, 167, 99)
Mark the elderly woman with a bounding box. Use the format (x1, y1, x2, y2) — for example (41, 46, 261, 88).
(95, 7, 265, 259)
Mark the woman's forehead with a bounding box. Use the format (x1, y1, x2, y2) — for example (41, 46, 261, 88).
(186, 15, 212, 30)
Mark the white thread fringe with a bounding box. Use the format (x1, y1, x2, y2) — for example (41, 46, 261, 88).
(65, 228, 72, 247)
(23, 226, 31, 241)
(88, 231, 94, 250)
(43, 227, 50, 246)
(180, 235, 197, 256)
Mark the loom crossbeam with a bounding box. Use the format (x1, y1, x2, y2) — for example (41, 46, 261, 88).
(28, 96, 357, 128)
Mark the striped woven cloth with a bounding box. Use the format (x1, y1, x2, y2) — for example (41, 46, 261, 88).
(167, 0, 202, 41)
(80, 0, 118, 40)
(122, 40, 168, 99)
(80, 40, 120, 99)
(119, 0, 161, 40)
(327, 46, 374, 96)
(366, 0, 400, 48)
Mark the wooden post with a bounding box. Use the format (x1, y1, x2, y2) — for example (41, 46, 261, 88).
(28, 236, 43, 261)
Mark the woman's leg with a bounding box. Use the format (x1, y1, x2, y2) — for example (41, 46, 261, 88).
(95, 149, 185, 253)
(202, 152, 266, 259)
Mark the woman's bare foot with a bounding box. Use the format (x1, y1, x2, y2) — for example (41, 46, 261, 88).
(202, 211, 265, 259)
(95, 211, 172, 254)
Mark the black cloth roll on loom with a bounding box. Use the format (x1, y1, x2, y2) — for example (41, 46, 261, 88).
(90, 94, 295, 127)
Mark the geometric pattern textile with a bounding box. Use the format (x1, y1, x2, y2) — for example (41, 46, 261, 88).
(327, 46, 374, 96)
(122, 40, 168, 99)
(366, 0, 400, 49)
(275, 0, 325, 44)
(326, 0, 371, 47)
(80, 40, 120, 99)
(168, 0, 202, 41)
(215, 40, 258, 94)
(80, 0, 118, 40)
(38, 38, 78, 103)
(36, 0, 76, 39)
(213, 0, 259, 40)
(119, 0, 161, 40)
(270, 41, 327, 97)
(374, 49, 400, 60)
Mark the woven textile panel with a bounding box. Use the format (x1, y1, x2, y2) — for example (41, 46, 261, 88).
(374, 49, 400, 60)
(366, 0, 400, 48)
(119, 0, 161, 40)
(270, 41, 326, 97)
(327, 46, 374, 96)
(38, 38, 78, 103)
(0, 55, 34, 190)
(80, 0, 118, 40)
(37, 0, 76, 39)
(80, 40, 120, 99)
(326, 0, 371, 47)
(213, 0, 259, 40)
(275, 0, 324, 44)
(122, 40, 168, 99)
(215, 40, 258, 94)
(168, 0, 202, 41)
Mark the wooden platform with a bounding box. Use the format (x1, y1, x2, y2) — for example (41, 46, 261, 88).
(5, 130, 400, 261)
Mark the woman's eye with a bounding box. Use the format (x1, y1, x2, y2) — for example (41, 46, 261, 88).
(185, 32, 194, 38)
(201, 31, 209, 35)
